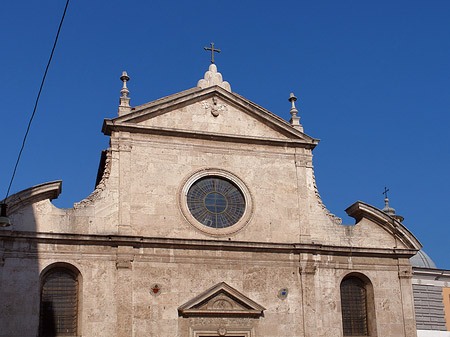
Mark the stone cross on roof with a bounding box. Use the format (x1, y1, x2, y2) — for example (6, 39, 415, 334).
(204, 42, 221, 64)
(382, 187, 389, 199)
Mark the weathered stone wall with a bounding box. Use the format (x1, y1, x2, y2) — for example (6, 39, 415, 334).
(0, 252, 40, 336)
(9, 133, 410, 253)
(0, 85, 420, 337)
(0, 237, 417, 337)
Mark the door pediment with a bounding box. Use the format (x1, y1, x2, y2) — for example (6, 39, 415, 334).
(178, 282, 265, 318)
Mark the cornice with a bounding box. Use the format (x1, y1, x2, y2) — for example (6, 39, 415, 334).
(346, 201, 422, 250)
(412, 267, 450, 278)
(0, 230, 418, 259)
(102, 85, 319, 149)
(102, 121, 317, 149)
(3, 181, 62, 214)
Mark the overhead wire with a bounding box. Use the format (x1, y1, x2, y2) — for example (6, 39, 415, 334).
(3, 0, 70, 202)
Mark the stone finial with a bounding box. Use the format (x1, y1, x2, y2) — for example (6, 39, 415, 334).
(382, 197, 396, 216)
(119, 71, 131, 116)
(197, 64, 231, 92)
(381, 190, 404, 222)
(288, 93, 303, 132)
(120, 71, 130, 97)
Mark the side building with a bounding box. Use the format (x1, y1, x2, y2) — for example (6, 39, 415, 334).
(411, 250, 450, 337)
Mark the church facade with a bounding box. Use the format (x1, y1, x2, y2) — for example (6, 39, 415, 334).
(0, 64, 421, 337)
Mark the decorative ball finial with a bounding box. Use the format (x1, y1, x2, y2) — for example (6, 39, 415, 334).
(383, 197, 395, 214)
(381, 187, 404, 222)
(118, 71, 131, 116)
(382, 187, 395, 215)
(288, 93, 303, 131)
(120, 71, 130, 82)
(289, 93, 298, 115)
(120, 71, 130, 98)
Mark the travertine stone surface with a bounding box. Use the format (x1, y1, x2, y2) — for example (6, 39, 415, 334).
(140, 98, 287, 139)
(0, 240, 418, 337)
(0, 66, 420, 337)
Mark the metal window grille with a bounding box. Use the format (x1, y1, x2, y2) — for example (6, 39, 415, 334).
(40, 269, 78, 337)
(341, 277, 368, 336)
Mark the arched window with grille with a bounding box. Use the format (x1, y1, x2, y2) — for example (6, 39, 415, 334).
(39, 264, 80, 337)
(340, 274, 376, 336)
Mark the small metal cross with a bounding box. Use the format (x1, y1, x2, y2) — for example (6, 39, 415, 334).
(382, 187, 390, 199)
(204, 42, 221, 64)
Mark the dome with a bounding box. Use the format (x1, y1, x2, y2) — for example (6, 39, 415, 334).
(410, 249, 437, 269)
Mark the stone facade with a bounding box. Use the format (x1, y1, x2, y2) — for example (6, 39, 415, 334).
(0, 65, 422, 337)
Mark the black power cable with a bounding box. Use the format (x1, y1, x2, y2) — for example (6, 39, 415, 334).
(3, 0, 70, 202)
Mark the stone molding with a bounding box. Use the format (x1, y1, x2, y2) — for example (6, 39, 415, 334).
(102, 85, 318, 148)
(345, 201, 422, 250)
(123, 136, 298, 158)
(104, 121, 316, 148)
(188, 318, 254, 337)
(4, 180, 62, 214)
(0, 231, 419, 259)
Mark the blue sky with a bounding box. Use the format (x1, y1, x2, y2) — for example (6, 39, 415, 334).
(1, 1, 449, 268)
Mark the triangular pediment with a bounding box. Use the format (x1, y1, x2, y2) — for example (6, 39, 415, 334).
(103, 86, 318, 148)
(178, 282, 265, 318)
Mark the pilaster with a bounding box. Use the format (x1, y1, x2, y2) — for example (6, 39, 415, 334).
(115, 245, 134, 337)
(398, 259, 418, 337)
(299, 255, 317, 337)
(118, 132, 132, 235)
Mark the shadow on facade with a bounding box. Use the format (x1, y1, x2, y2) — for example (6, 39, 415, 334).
(0, 181, 80, 337)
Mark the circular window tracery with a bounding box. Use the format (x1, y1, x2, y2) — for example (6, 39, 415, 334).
(187, 177, 245, 228)
(179, 168, 254, 236)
